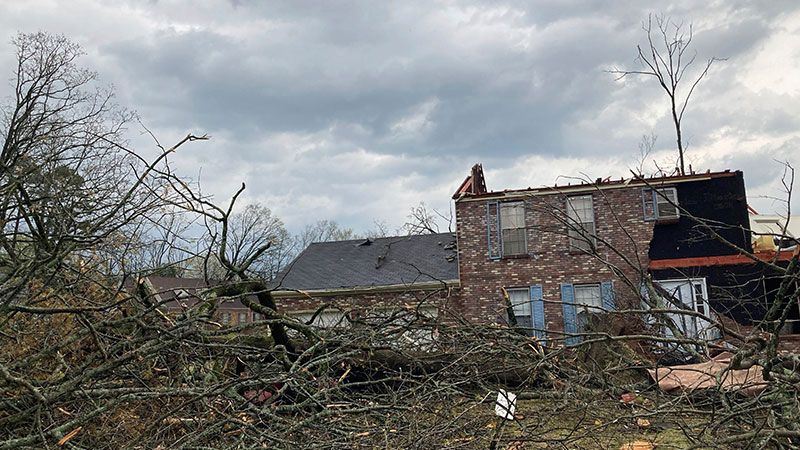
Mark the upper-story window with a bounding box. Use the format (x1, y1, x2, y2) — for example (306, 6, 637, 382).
(500, 202, 526, 255)
(566, 195, 595, 251)
(643, 187, 679, 221)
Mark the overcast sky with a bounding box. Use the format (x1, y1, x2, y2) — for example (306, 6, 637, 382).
(2, 1, 799, 233)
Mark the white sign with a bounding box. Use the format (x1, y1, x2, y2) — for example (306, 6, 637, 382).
(494, 390, 517, 420)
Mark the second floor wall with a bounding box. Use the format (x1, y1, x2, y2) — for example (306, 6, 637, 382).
(454, 170, 752, 274)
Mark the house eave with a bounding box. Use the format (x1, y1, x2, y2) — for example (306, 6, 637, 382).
(455, 171, 738, 203)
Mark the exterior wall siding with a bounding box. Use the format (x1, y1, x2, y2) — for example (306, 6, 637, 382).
(455, 186, 656, 338)
(275, 288, 461, 323)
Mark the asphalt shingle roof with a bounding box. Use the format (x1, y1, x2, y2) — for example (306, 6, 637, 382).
(271, 232, 458, 291)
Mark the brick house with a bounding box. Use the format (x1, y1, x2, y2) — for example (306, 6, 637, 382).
(137, 276, 255, 326)
(269, 232, 459, 326)
(143, 163, 795, 345)
(138, 233, 460, 328)
(452, 164, 793, 345)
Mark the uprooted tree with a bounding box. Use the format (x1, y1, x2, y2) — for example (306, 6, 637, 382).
(1, 31, 800, 450)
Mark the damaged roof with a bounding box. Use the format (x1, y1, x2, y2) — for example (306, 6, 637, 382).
(271, 232, 458, 292)
(452, 163, 742, 201)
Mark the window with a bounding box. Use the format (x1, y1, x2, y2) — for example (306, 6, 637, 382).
(293, 310, 346, 329)
(507, 288, 532, 333)
(574, 284, 601, 332)
(566, 195, 595, 251)
(361, 306, 439, 348)
(253, 313, 262, 321)
(220, 312, 231, 325)
(500, 202, 526, 255)
(654, 278, 717, 341)
(574, 284, 602, 310)
(643, 187, 679, 220)
(238, 312, 248, 324)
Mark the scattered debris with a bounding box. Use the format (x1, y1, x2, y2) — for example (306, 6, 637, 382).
(620, 392, 637, 404)
(648, 352, 767, 396)
(636, 418, 651, 428)
(620, 441, 654, 450)
(495, 390, 517, 420)
(57, 427, 82, 446)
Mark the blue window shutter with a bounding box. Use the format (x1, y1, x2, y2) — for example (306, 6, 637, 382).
(486, 201, 501, 260)
(601, 281, 616, 311)
(642, 188, 656, 221)
(560, 283, 579, 346)
(530, 284, 546, 345)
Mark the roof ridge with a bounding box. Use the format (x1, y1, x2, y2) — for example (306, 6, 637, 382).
(309, 231, 455, 246)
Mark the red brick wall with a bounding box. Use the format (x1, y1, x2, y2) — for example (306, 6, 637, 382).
(454, 187, 656, 337)
(164, 288, 461, 326)
(275, 287, 461, 322)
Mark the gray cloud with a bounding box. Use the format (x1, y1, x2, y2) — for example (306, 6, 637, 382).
(1, 0, 798, 231)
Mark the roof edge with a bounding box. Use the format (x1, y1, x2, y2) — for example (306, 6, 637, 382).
(456, 170, 740, 203)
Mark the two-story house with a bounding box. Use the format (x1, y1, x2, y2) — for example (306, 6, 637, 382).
(453, 164, 792, 345)
(144, 163, 795, 347)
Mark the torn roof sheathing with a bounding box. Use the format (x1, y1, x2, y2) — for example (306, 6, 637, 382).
(452, 163, 740, 201)
(647, 352, 766, 397)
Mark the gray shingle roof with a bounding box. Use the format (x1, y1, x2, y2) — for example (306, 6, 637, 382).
(271, 232, 458, 291)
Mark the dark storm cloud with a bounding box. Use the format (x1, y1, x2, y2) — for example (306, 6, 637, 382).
(1, 0, 798, 230)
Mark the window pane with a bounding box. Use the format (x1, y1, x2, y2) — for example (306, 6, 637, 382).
(569, 231, 591, 251)
(568, 224, 595, 251)
(507, 288, 533, 336)
(294, 311, 346, 328)
(574, 285, 601, 309)
(567, 195, 594, 223)
(502, 228, 526, 255)
(567, 196, 595, 251)
(508, 289, 531, 316)
(500, 203, 525, 229)
(655, 188, 679, 218)
(657, 201, 678, 218)
(642, 189, 656, 220)
(501, 203, 526, 255)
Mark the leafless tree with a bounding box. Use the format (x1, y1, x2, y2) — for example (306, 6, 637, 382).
(196, 202, 293, 281)
(402, 201, 453, 235)
(295, 219, 359, 249)
(610, 13, 724, 175)
(2, 31, 799, 450)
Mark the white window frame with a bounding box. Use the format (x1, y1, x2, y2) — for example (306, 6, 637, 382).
(220, 312, 231, 325)
(507, 287, 531, 318)
(237, 312, 248, 324)
(500, 202, 526, 256)
(573, 284, 602, 311)
(292, 309, 347, 329)
(573, 283, 601, 331)
(644, 187, 680, 221)
(566, 195, 596, 251)
(654, 277, 716, 341)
